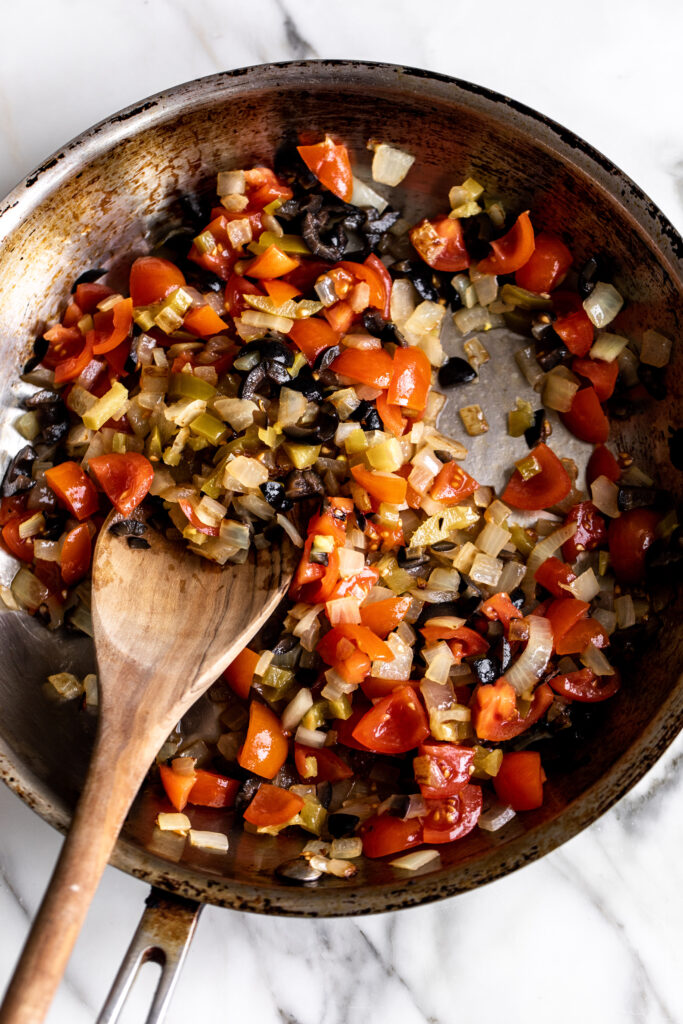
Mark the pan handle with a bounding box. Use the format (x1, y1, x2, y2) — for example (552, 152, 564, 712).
(97, 887, 202, 1024)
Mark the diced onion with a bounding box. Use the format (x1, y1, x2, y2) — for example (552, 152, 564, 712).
(583, 282, 623, 328)
(330, 837, 363, 859)
(615, 594, 636, 629)
(476, 521, 512, 558)
(372, 632, 412, 680)
(423, 642, 455, 684)
(350, 175, 389, 213)
(156, 813, 191, 833)
(589, 332, 628, 363)
(543, 370, 579, 413)
(278, 388, 308, 426)
(388, 849, 441, 871)
(225, 455, 269, 489)
(338, 547, 365, 578)
(592, 607, 617, 635)
(526, 522, 578, 583)
(371, 143, 415, 186)
(341, 331, 381, 350)
(326, 596, 361, 625)
(428, 568, 461, 592)
(503, 616, 554, 695)
(580, 643, 615, 676)
(478, 804, 516, 832)
(255, 651, 274, 676)
(281, 688, 314, 733)
(188, 830, 229, 852)
(390, 278, 417, 326)
(515, 346, 545, 390)
(497, 559, 526, 594)
(590, 475, 621, 518)
(469, 553, 503, 587)
(562, 568, 600, 602)
(294, 725, 328, 748)
(640, 328, 672, 368)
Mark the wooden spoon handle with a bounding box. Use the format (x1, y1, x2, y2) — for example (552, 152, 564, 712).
(0, 731, 148, 1024)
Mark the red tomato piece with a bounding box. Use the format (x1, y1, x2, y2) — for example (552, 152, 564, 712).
(572, 357, 619, 402)
(243, 784, 304, 827)
(297, 137, 353, 202)
(294, 744, 353, 783)
(330, 347, 394, 389)
(534, 557, 576, 597)
(409, 216, 470, 272)
(52, 332, 96, 385)
(183, 305, 229, 337)
(60, 524, 92, 585)
(159, 763, 196, 812)
(555, 616, 609, 656)
(289, 317, 340, 365)
(376, 390, 408, 437)
(92, 298, 133, 355)
(300, 547, 340, 604)
(334, 700, 373, 750)
(493, 752, 545, 811)
(360, 814, 423, 858)
(478, 212, 535, 275)
(45, 462, 99, 521)
(561, 501, 607, 562)
(360, 596, 412, 639)
(501, 443, 572, 510)
(560, 387, 609, 444)
(0, 496, 27, 526)
(224, 273, 263, 316)
(330, 565, 379, 601)
(421, 784, 483, 843)
(350, 465, 407, 505)
(360, 676, 413, 699)
(244, 244, 300, 280)
(472, 681, 553, 742)
(335, 623, 393, 661)
(553, 311, 594, 356)
(515, 232, 572, 293)
(364, 254, 393, 319)
(177, 497, 220, 537)
(324, 300, 355, 334)
(187, 769, 239, 808)
(480, 592, 523, 631)
(586, 445, 621, 487)
(352, 685, 429, 754)
(545, 597, 590, 645)
(430, 462, 479, 505)
(223, 647, 260, 700)
(88, 453, 154, 516)
(387, 347, 432, 412)
(238, 702, 289, 779)
(129, 257, 186, 307)
(414, 743, 475, 799)
(549, 667, 621, 703)
(336, 647, 372, 685)
(1, 514, 37, 562)
(74, 282, 114, 313)
(608, 508, 659, 583)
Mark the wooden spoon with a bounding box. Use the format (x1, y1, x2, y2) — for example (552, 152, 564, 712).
(0, 511, 300, 1024)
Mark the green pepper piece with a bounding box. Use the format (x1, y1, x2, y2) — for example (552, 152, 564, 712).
(326, 694, 352, 721)
(500, 284, 553, 311)
(301, 700, 328, 731)
(515, 454, 542, 481)
(169, 373, 217, 402)
(508, 398, 535, 438)
(510, 523, 535, 558)
(189, 413, 229, 445)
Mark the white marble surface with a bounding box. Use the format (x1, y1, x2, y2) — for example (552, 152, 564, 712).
(1, 2, 682, 1022)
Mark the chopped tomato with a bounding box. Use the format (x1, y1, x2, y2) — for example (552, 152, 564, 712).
(188, 770, 240, 808)
(586, 445, 621, 487)
(376, 390, 408, 437)
(159, 763, 196, 812)
(360, 676, 413, 699)
(289, 317, 340, 365)
(92, 298, 133, 355)
(553, 310, 594, 356)
(350, 465, 407, 505)
(501, 443, 572, 510)
(294, 744, 353, 783)
(223, 647, 260, 700)
(419, 623, 486, 653)
(549, 667, 621, 703)
(263, 279, 301, 304)
(572, 357, 619, 402)
(421, 785, 482, 843)
(323, 300, 355, 334)
(480, 592, 522, 631)
(414, 743, 475, 799)
(74, 282, 114, 313)
(183, 305, 229, 337)
(45, 462, 99, 521)
(243, 784, 304, 827)
(336, 647, 372, 685)
(478, 211, 535, 275)
(300, 547, 340, 603)
(330, 347, 394, 389)
(562, 501, 607, 562)
(515, 232, 572, 293)
(410, 216, 470, 272)
(360, 596, 412, 639)
(297, 136, 353, 202)
(129, 256, 186, 307)
(1, 513, 37, 562)
(88, 453, 154, 516)
(387, 347, 432, 412)
(472, 681, 554, 741)
(608, 508, 659, 583)
(430, 462, 478, 505)
(60, 524, 92, 585)
(545, 597, 590, 645)
(245, 167, 293, 209)
(177, 497, 220, 537)
(289, 537, 326, 597)
(330, 565, 379, 601)
(244, 244, 300, 280)
(335, 623, 393, 661)
(493, 752, 545, 811)
(364, 254, 393, 319)
(224, 273, 263, 316)
(52, 331, 95, 385)
(352, 685, 429, 754)
(560, 387, 609, 444)
(334, 700, 373, 750)
(555, 616, 609, 656)
(534, 557, 576, 597)
(0, 496, 27, 526)
(359, 814, 423, 858)
(238, 701, 289, 779)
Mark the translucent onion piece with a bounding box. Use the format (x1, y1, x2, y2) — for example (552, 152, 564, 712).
(371, 143, 415, 186)
(543, 371, 579, 413)
(592, 607, 617, 635)
(476, 521, 512, 558)
(350, 175, 389, 213)
(497, 559, 526, 595)
(526, 522, 578, 582)
(515, 346, 545, 390)
(580, 643, 615, 676)
(338, 547, 365, 579)
(428, 568, 461, 592)
(277, 513, 304, 548)
(478, 804, 516, 832)
(188, 830, 229, 852)
(390, 278, 417, 326)
(503, 616, 554, 696)
(389, 849, 441, 871)
(640, 328, 672, 368)
(583, 282, 623, 328)
(590, 475, 621, 518)
(225, 456, 269, 489)
(278, 387, 308, 427)
(562, 568, 600, 602)
(372, 632, 412, 680)
(589, 332, 628, 363)
(294, 725, 328, 749)
(423, 643, 455, 684)
(326, 596, 361, 626)
(330, 837, 363, 859)
(404, 301, 445, 337)
(615, 594, 636, 629)
(281, 688, 314, 733)
(469, 553, 503, 587)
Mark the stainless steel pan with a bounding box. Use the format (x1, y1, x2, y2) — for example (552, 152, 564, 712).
(0, 61, 681, 1021)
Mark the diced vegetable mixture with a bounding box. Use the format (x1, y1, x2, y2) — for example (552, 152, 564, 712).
(1, 133, 678, 875)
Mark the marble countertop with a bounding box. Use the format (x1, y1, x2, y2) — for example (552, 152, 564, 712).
(1, 2, 682, 1022)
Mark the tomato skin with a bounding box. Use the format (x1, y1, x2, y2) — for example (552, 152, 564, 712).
(289, 317, 340, 365)
(430, 462, 479, 505)
(360, 814, 423, 858)
(410, 216, 470, 272)
(297, 137, 353, 202)
(560, 387, 609, 444)
(562, 501, 607, 562)
(352, 685, 429, 754)
(501, 443, 572, 510)
(244, 244, 300, 280)
(183, 305, 228, 337)
(493, 752, 545, 811)
(238, 702, 289, 779)
(92, 298, 133, 355)
(330, 347, 394, 389)
(572, 357, 618, 402)
(554, 311, 594, 356)
(52, 331, 96, 385)
(294, 744, 353, 783)
(549, 667, 621, 703)
(586, 445, 621, 487)
(45, 462, 99, 521)
(375, 391, 408, 437)
(545, 597, 590, 645)
(159, 763, 196, 812)
(534, 556, 576, 597)
(472, 681, 553, 742)
(129, 257, 186, 307)
(1, 514, 37, 562)
(350, 465, 407, 505)
(243, 784, 304, 827)
(555, 616, 609, 656)
(421, 785, 483, 843)
(188, 770, 240, 808)
(74, 282, 114, 313)
(480, 592, 523, 631)
(387, 347, 432, 412)
(88, 453, 154, 516)
(608, 508, 659, 583)
(60, 524, 92, 585)
(223, 647, 259, 700)
(414, 743, 475, 800)
(478, 211, 535, 275)
(359, 596, 412, 639)
(515, 232, 572, 293)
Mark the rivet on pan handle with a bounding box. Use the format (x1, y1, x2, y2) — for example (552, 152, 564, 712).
(97, 888, 202, 1024)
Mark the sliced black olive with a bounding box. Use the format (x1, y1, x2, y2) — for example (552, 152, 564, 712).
(438, 357, 477, 388)
(24, 389, 62, 409)
(433, 450, 453, 464)
(272, 634, 299, 655)
(637, 364, 667, 400)
(577, 256, 616, 299)
(302, 208, 347, 262)
(617, 486, 667, 512)
(273, 138, 318, 189)
(310, 550, 329, 566)
(472, 657, 500, 685)
(286, 367, 325, 402)
(493, 636, 513, 674)
(524, 408, 547, 449)
(241, 339, 294, 366)
(391, 260, 440, 303)
(361, 309, 406, 346)
(285, 469, 324, 501)
(534, 335, 570, 371)
(260, 480, 293, 512)
(108, 518, 147, 537)
(509, 588, 525, 609)
(397, 546, 430, 569)
(39, 420, 69, 445)
(355, 510, 367, 531)
(530, 318, 558, 342)
(22, 336, 49, 375)
(127, 536, 150, 549)
(1, 445, 36, 497)
(234, 776, 262, 814)
(314, 345, 341, 372)
(264, 359, 293, 387)
(70, 268, 106, 292)
(317, 781, 332, 809)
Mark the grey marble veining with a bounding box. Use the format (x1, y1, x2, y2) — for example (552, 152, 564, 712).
(0, 2, 681, 1022)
